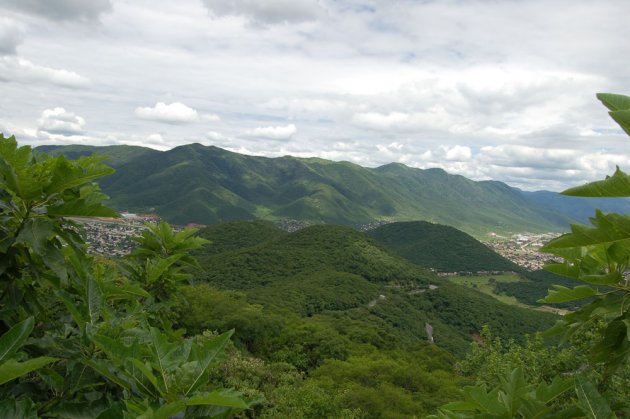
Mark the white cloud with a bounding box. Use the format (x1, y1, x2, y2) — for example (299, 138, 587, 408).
(202, 113, 221, 122)
(201, 0, 323, 24)
(134, 102, 199, 124)
(1, 0, 628, 192)
(37, 107, 85, 136)
(247, 123, 297, 140)
(440, 145, 472, 162)
(0, 56, 89, 88)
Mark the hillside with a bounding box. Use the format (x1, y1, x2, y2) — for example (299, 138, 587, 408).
(38, 143, 630, 236)
(369, 221, 520, 273)
(37, 143, 576, 235)
(193, 221, 558, 356)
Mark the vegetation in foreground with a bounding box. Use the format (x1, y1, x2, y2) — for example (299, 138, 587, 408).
(430, 93, 630, 417)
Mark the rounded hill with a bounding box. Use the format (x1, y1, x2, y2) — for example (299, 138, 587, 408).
(369, 221, 520, 273)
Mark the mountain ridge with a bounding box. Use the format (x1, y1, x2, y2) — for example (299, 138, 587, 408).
(37, 143, 630, 235)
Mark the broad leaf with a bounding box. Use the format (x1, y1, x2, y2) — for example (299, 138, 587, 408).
(0, 357, 58, 385)
(575, 378, 616, 419)
(152, 401, 187, 419)
(597, 93, 630, 136)
(0, 316, 34, 363)
(562, 167, 630, 197)
(609, 109, 630, 136)
(186, 389, 249, 409)
(539, 285, 597, 304)
(185, 330, 233, 396)
(86, 275, 102, 325)
(534, 375, 574, 404)
(15, 217, 54, 255)
(597, 93, 630, 111)
(0, 399, 38, 419)
(542, 211, 630, 250)
(83, 359, 131, 391)
(127, 357, 158, 391)
(498, 367, 529, 416)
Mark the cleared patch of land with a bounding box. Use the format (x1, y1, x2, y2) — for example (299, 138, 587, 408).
(448, 274, 533, 308)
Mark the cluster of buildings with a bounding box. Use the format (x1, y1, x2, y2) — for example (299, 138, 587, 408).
(74, 213, 161, 257)
(483, 232, 562, 270)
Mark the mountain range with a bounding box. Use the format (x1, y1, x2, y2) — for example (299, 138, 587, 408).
(37, 143, 630, 235)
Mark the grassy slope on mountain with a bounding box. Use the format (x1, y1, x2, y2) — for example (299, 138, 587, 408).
(41, 143, 574, 234)
(369, 221, 521, 272)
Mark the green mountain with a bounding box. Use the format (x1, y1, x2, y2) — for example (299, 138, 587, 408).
(367, 220, 581, 309)
(192, 221, 558, 356)
(369, 221, 520, 273)
(36, 142, 609, 235)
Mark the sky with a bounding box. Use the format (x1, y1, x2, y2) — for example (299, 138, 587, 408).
(0, 0, 629, 191)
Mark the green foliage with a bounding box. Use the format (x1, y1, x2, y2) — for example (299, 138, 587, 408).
(123, 221, 209, 301)
(369, 221, 520, 273)
(311, 347, 463, 418)
(0, 134, 116, 323)
(494, 269, 579, 308)
(456, 326, 581, 388)
(0, 136, 246, 417)
(0, 317, 56, 385)
(429, 367, 575, 419)
(597, 92, 630, 135)
(433, 92, 630, 418)
(47, 142, 585, 235)
(539, 94, 630, 379)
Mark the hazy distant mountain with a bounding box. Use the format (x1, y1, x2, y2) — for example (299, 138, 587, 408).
(37, 143, 626, 234)
(521, 190, 630, 223)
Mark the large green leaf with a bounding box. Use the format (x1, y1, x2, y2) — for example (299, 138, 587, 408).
(83, 359, 131, 391)
(86, 275, 102, 325)
(0, 356, 58, 385)
(498, 367, 529, 416)
(46, 155, 115, 195)
(538, 285, 598, 304)
(185, 330, 233, 396)
(597, 93, 630, 111)
(0, 399, 38, 419)
(0, 317, 34, 363)
(542, 211, 630, 249)
(562, 167, 630, 197)
(609, 109, 630, 136)
(15, 217, 54, 255)
(186, 389, 249, 409)
(597, 93, 630, 135)
(127, 357, 158, 391)
(575, 378, 616, 419)
(151, 401, 187, 419)
(534, 375, 574, 404)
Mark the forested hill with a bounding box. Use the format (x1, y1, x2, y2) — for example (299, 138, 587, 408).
(37, 142, 630, 235)
(369, 221, 520, 273)
(191, 221, 558, 357)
